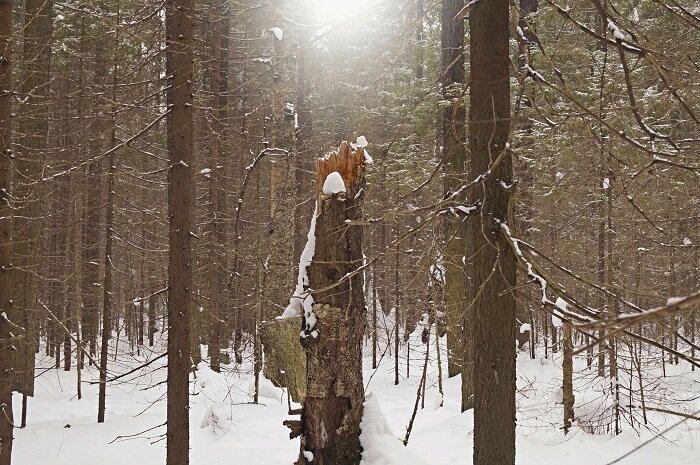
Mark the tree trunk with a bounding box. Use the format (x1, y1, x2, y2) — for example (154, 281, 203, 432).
(469, 1, 516, 464)
(298, 142, 367, 465)
(98, 3, 120, 421)
(206, 0, 230, 373)
(165, 0, 195, 464)
(13, 0, 53, 398)
(82, 34, 109, 362)
(293, 14, 314, 265)
(563, 322, 574, 434)
(267, 16, 296, 321)
(0, 2, 15, 462)
(414, 0, 425, 79)
(148, 293, 157, 347)
(441, 0, 467, 380)
(394, 236, 400, 385)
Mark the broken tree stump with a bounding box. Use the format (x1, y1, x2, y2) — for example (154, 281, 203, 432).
(297, 141, 368, 465)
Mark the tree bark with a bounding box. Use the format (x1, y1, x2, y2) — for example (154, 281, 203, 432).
(293, 13, 314, 265)
(441, 0, 467, 381)
(298, 142, 367, 465)
(165, 0, 195, 464)
(414, 0, 425, 79)
(469, 1, 517, 464)
(0, 2, 15, 462)
(563, 322, 574, 434)
(206, 0, 230, 373)
(13, 0, 53, 398)
(267, 15, 296, 321)
(98, 1, 120, 422)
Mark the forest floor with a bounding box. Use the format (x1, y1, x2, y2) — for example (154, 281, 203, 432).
(12, 328, 700, 465)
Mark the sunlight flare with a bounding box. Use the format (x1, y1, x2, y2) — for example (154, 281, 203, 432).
(308, 0, 372, 20)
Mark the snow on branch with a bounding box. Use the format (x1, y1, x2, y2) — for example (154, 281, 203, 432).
(499, 220, 594, 323)
(499, 221, 700, 367)
(579, 291, 700, 334)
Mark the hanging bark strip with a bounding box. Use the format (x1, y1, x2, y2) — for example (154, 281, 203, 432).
(295, 141, 367, 465)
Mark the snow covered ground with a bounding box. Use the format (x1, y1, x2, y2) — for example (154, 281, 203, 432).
(12, 331, 700, 465)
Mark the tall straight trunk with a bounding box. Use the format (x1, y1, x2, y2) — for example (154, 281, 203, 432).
(75, 15, 88, 370)
(13, 0, 53, 398)
(229, 28, 247, 366)
(46, 198, 67, 370)
(605, 174, 620, 435)
(562, 322, 574, 434)
(414, 0, 424, 79)
(165, 0, 195, 464)
(394, 233, 400, 385)
(0, 2, 15, 462)
(138, 201, 147, 350)
(299, 142, 367, 465)
(293, 20, 314, 263)
(469, 1, 516, 464)
(253, 172, 263, 404)
(550, 225, 559, 354)
(371, 249, 378, 369)
(138, 301, 144, 346)
(98, 1, 120, 422)
(206, 0, 230, 373)
(82, 33, 108, 362)
(253, 169, 262, 402)
(667, 230, 678, 365)
(67, 196, 84, 392)
(267, 16, 295, 320)
(148, 294, 157, 347)
(441, 0, 467, 380)
(595, 18, 609, 379)
(692, 249, 698, 371)
(434, 298, 444, 406)
(596, 217, 606, 376)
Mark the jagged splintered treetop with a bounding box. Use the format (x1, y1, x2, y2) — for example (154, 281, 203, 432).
(316, 139, 371, 198)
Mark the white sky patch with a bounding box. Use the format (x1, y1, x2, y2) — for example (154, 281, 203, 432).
(308, 0, 372, 20)
(551, 314, 563, 328)
(555, 297, 568, 312)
